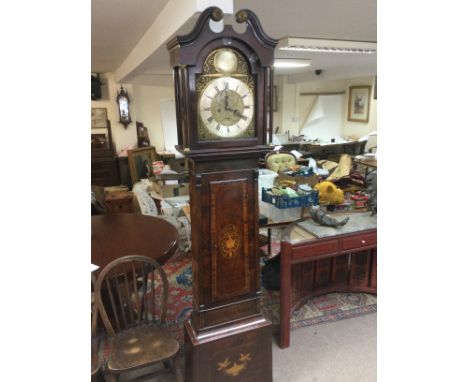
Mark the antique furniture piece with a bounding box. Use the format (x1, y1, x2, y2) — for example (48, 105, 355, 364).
(91, 119, 120, 187)
(261, 141, 366, 163)
(353, 157, 377, 181)
(167, 7, 277, 381)
(136, 121, 150, 147)
(91, 213, 178, 270)
(95, 255, 180, 382)
(91, 273, 104, 382)
(103, 191, 134, 213)
(116, 85, 132, 128)
(264, 151, 297, 173)
(279, 211, 377, 348)
(127, 146, 157, 185)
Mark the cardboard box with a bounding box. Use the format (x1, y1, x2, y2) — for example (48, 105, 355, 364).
(277, 173, 319, 187)
(152, 181, 189, 198)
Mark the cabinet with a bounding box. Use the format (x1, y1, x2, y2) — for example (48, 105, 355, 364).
(91, 119, 120, 186)
(91, 155, 119, 186)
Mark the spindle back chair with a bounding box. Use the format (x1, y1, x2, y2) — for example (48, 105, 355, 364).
(94, 255, 179, 382)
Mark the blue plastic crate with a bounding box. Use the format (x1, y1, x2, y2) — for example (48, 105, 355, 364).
(261, 188, 318, 209)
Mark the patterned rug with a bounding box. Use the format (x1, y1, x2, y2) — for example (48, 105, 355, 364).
(162, 244, 377, 347)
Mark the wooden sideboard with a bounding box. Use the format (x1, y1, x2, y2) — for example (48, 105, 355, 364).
(278, 141, 366, 160)
(91, 155, 120, 187)
(279, 211, 377, 348)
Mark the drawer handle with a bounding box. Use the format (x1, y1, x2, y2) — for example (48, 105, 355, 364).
(361, 240, 366, 244)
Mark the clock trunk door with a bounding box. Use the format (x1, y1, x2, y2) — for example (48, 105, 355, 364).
(195, 169, 259, 310)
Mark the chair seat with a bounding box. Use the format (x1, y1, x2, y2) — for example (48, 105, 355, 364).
(107, 325, 179, 372)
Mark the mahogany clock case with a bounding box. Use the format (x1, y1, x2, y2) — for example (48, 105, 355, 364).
(167, 7, 277, 153)
(167, 8, 277, 382)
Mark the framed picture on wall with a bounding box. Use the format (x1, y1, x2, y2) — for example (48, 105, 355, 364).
(136, 121, 151, 147)
(127, 146, 157, 185)
(347, 86, 371, 123)
(91, 107, 108, 128)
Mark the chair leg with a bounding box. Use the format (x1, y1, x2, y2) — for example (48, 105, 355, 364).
(92, 369, 106, 382)
(105, 373, 119, 382)
(163, 359, 173, 371)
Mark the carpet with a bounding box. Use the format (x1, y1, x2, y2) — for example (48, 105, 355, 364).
(162, 244, 377, 347)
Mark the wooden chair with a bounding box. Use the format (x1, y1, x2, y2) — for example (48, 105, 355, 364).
(91, 273, 104, 382)
(264, 151, 297, 173)
(95, 255, 180, 382)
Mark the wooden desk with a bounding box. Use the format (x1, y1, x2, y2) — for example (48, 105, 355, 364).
(91, 213, 178, 270)
(353, 158, 377, 180)
(279, 212, 377, 348)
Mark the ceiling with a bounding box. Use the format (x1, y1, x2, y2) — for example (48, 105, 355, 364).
(92, 0, 376, 85)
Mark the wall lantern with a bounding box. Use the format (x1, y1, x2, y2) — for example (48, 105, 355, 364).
(116, 85, 131, 128)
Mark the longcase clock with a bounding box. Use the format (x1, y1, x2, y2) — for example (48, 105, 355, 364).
(167, 7, 277, 382)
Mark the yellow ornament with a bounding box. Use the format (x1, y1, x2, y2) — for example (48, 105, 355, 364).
(314, 181, 344, 205)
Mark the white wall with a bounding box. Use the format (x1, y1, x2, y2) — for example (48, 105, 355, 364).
(275, 75, 377, 140)
(132, 85, 175, 152)
(91, 73, 175, 153)
(301, 94, 344, 142)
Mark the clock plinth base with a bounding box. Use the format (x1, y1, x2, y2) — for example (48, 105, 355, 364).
(184, 315, 273, 382)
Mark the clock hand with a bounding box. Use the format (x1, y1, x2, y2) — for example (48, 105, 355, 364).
(224, 93, 229, 111)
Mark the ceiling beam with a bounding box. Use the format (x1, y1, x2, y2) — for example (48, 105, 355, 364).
(115, 0, 233, 83)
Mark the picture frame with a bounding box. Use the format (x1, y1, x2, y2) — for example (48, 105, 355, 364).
(127, 146, 157, 185)
(136, 121, 151, 147)
(347, 86, 371, 123)
(91, 107, 108, 128)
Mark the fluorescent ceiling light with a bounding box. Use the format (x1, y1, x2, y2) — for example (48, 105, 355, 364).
(278, 37, 377, 54)
(274, 60, 311, 68)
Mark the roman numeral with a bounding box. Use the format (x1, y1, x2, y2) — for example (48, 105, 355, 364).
(207, 116, 213, 123)
(216, 124, 220, 131)
(214, 86, 220, 93)
(244, 105, 251, 109)
(242, 94, 248, 99)
(224, 82, 229, 90)
(236, 124, 241, 129)
(204, 107, 210, 111)
(240, 114, 248, 121)
(235, 85, 239, 92)
(227, 126, 230, 133)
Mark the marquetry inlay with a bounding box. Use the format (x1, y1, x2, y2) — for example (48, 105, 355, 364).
(217, 352, 252, 377)
(219, 224, 241, 259)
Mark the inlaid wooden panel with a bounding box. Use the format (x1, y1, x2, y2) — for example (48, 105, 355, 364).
(210, 178, 251, 302)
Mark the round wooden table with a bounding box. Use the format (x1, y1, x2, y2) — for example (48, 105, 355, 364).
(91, 213, 179, 270)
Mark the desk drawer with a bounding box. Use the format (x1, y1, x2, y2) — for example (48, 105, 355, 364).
(292, 239, 339, 261)
(341, 232, 376, 251)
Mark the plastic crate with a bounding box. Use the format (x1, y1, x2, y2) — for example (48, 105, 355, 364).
(262, 188, 318, 209)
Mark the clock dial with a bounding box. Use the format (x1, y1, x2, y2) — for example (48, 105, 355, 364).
(199, 76, 254, 138)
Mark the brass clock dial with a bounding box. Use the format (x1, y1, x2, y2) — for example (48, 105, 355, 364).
(199, 76, 254, 138)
